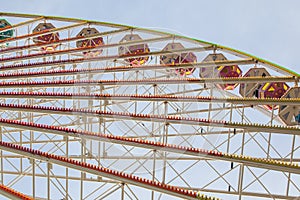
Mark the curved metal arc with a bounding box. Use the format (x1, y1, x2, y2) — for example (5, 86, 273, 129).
(0, 92, 299, 106)
(0, 104, 299, 135)
(0, 116, 298, 174)
(0, 141, 203, 200)
(0, 184, 33, 200)
(0, 12, 298, 77)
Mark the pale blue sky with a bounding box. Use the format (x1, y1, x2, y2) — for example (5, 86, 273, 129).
(1, 0, 300, 74)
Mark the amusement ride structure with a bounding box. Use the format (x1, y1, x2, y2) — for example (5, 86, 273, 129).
(0, 12, 298, 200)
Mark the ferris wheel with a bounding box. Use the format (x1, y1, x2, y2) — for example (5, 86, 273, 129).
(0, 12, 298, 200)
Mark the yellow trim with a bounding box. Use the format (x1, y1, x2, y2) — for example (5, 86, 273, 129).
(262, 83, 270, 90)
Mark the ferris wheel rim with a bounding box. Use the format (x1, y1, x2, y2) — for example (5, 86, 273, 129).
(0, 11, 299, 78)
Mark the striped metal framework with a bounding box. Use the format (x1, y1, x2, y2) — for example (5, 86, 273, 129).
(0, 12, 298, 200)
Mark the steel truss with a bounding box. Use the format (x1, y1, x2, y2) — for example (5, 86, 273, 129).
(0, 12, 298, 200)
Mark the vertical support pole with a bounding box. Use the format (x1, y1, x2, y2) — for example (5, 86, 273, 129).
(32, 159, 35, 199)
(238, 106, 246, 200)
(99, 84, 105, 166)
(47, 163, 51, 200)
(267, 105, 275, 159)
(65, 136, 69, 200)
(68, 30, 71, 60)
(102, 84, 107, 160)
(20, 128, 23, 173)
(29, 67, 35, 200)
(286, 135, 296, 196)
(135, 71, 139, 114)
(227, 104, 234, 153)
(227, 104, 233, 192)
(207, 86, 213, 134)
(161, 102, 168, 184)
(152, 84, 157, 137)
(151, 150, 156, 200)
(241, 104, 245, 155)
(121, 183, 125, 200)
(238, 164, 244, 200)
(80, 138, 85, 200)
